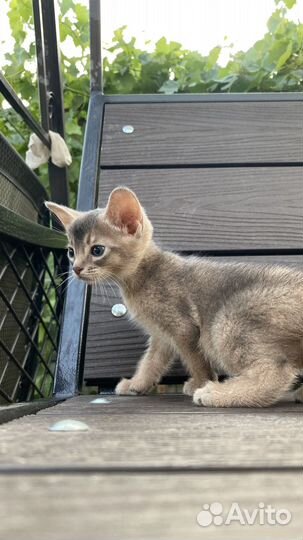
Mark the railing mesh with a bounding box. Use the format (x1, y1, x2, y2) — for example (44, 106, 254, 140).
(0, 237, 67, 404)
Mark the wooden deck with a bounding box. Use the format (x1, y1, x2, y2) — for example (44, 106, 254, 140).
(0, 394, 302, 539)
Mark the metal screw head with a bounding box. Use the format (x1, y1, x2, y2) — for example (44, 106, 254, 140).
(111, 303, 127, 317)
(90, 398, 111, 404)
(122, 125, 134, 134)
(48, 419, 89, 432)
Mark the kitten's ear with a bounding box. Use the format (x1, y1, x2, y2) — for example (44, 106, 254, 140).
(45, 201, 81, 229)
(105, 187, 143, 235)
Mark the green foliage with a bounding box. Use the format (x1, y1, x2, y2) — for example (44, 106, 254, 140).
(0, 0, 302, 205)
(0, 0, 90, 206)
(104, 3, 303, 95)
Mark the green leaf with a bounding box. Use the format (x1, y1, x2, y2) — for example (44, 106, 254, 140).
(206, 46, 221, 69)
(158, 80, 179, 94)
(276, 41, 292, 69)
(275, 0, 296, 7)
(74, 4, 88, 25)
(284, 0, 296, 8)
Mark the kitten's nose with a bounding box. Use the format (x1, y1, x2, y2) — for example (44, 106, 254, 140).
(73, 265, 84, 276)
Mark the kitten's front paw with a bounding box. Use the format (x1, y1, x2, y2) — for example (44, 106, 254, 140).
(183, 378, 201, 396)
(193, 382, 221, 407)
(115, 377, 153, 396)
(115, 378, 133, 395)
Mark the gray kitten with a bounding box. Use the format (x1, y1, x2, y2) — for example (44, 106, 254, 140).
(46, 187, 303, 407)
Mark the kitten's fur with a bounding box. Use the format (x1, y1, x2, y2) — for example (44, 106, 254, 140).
(46, 187, 303, 407)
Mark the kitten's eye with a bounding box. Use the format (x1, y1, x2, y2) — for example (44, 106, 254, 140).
(91, 245, 105, 257)
(68, 247, 74, 258)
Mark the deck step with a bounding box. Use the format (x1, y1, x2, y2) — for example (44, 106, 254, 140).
(0, 394, 302, 539)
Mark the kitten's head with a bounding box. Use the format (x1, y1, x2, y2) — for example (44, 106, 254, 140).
(45, 187, 153, 283)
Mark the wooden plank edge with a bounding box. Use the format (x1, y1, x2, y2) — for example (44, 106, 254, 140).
(0, 397, 64, 425)
(0, 465, 301, 475)
(104, 92, 303, 103)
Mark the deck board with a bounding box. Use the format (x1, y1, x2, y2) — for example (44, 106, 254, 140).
(101, 102, 303, 165)
(0, 395, 302, 469)
(99, 168, 303, 251)
(0, 473, 302, 540)
(0, 395, 302, 540)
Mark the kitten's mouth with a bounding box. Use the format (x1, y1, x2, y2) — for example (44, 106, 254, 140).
(73, 273, 97, 284)
(73, 271, 107, 284)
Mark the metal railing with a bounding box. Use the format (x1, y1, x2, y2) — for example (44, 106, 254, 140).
(0, 240, 66, 403)
(53, 0, 103, 398)
(0, 0, 69, 405)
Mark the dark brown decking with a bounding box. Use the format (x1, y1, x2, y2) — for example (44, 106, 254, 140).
(99, 168, 303, 251)
(0, 395, 302, 539)
(101, 102, 303, 165)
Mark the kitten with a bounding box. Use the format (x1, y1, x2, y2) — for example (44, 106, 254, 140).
(46, 187, 303, 407)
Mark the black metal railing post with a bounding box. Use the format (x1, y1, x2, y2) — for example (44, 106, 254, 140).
(89, 0, 102, 93)
(33, 0, 69, 206)
(54, 0, 104, 397)
(0, 74, 50, 149)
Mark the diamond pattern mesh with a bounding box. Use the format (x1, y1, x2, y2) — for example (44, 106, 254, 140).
(0, 238, 67, 404)
(0, 172, 38, 222)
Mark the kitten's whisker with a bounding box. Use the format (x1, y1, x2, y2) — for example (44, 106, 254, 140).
(105, 271, 122, 288)
(68, 275, 77, 288)
(96, 279, 107, 305)
(97, 275, 109, 303)
(106, 279, 115, 304)
(56, 274, 73, 290)
(98, 271, 116, 304)
(54, 273, 70, 285)
(107, 279, 119, 300)
(100, 282, 107, 303)
(105, 273, 122, 294)
(55, 271, 70, 279)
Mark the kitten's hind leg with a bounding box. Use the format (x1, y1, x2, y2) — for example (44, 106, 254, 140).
(193, 359, 299, 408)
(178, 347, 213, 396)
(183, 372, 227, 396)
(115, 337, 175, 395)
